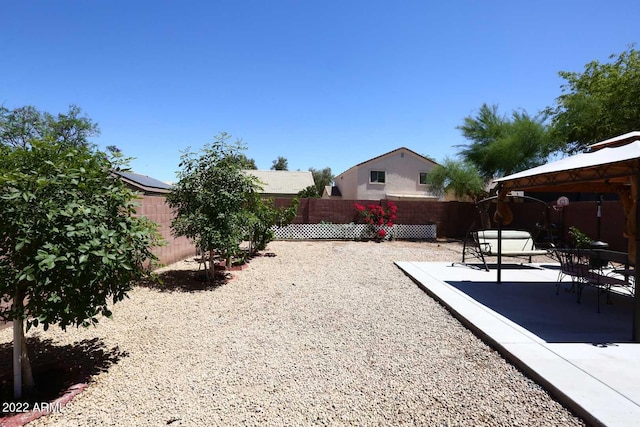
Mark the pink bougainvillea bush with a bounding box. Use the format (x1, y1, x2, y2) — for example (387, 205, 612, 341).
(354, 201, 397, 240)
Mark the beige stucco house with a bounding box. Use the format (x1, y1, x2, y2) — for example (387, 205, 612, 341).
(244, 170, 315, 198)
(329, 147, 440, 201)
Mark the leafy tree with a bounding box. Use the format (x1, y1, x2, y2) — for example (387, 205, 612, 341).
(297, 185, 320, 198)
(309, 167, 334, 196)
(0, 136, 161, 399)
(271, 156, 288, 170)
(229, 153, 258, 169)
(547, 45, 640, 153)
(0, 104, 99, 149)
(246, 195, 298, 252)
(457, 103, 557, 180)
(426, 158, 486, 201)
(167, 132, 260, 276)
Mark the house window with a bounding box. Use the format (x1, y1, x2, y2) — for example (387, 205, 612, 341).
(370, 170, 386, 184)
(419, 172, 428, 185)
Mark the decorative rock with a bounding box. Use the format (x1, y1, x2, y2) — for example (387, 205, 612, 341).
(0, 241, 582, 426)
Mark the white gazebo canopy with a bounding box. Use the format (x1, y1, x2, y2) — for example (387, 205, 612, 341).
(495, 131, 640, 341)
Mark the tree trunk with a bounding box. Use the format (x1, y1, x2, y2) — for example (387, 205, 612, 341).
(12, 289, 35, 399)
(209, 249, 215, 280)
(21, 326, 35, 395)
(13, 316, 22, 399)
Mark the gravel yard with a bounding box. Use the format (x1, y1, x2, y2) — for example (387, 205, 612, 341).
(1, 240, 583, 426)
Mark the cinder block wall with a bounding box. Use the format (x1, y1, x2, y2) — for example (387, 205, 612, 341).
(134, 195, 628, 260)
(137, 195, 196, 266)
(274, 198, 628, 251)
(274, 198, 477, 238)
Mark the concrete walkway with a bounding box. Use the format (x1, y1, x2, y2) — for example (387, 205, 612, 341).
(395, 261, 640, 427)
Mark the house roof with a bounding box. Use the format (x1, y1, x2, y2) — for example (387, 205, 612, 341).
(244, 170, 315, 195)
(337, 147, 439, 176)
(114, 171, 173, 194)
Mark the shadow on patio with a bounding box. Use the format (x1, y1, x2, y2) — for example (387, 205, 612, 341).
(396, 260, 640, 427)
(446, 276, 633, 344)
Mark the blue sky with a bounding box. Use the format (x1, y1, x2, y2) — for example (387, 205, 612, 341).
(1, 1, 638, 182)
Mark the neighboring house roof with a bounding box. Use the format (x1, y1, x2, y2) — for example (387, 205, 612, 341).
(114, 171, 173, 195)
(323, 185, 342, 197)
(336, 146, 438, 176)
(244, 170, 315, 196)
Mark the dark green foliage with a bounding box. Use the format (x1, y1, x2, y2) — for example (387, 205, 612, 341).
(568, 226, 592, 249)
(309, 167, 334, 196)
(457, 103, 558, 180)
(167, 132, 260, 262)
(271, 156, 288, 170)
(228, 153, 258, 169)
(297, 185, 319, 198)
(547, 46, 640, 153)
(247, 196, 298, 252)
(426, 158, 486, 201)
(0, 141, 162, 331)
(0, 105, 99, 150)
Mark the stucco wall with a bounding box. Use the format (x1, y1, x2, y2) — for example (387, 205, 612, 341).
(335, 167, 358, 199)
(335, 149, 438, 200)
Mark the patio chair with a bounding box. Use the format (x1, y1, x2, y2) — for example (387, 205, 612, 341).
(555, 248, 589, 296)
(556, 248, 634, 312)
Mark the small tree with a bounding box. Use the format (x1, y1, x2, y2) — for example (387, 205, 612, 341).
(167, 133, 260, 276)
(229, 153, 258, 169)
(247, 196, 299, 253)
(271, 156, 288, 170)
(426, 158, 487, 201)
(309, 167, 334, 196)
(0, 139, 162, 399)
(297, 185, 319, 198)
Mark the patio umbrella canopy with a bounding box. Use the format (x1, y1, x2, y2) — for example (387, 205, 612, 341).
(494, 131, 640, 340)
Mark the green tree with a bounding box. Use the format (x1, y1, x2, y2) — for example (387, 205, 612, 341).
(0, 135, 161, 399)
(246, 195, 298, 252)
(547, 45, 640, 153)
(309, 167, 334, 197)
(271, 156, 288, 170)
(0, 104, 99, 149)
(229, 153, 258, 169)
(457, 103, 557, 180)
(297, 185, 319, 198)
(167, 132, 259, 276)
(426, 158, 486, 201)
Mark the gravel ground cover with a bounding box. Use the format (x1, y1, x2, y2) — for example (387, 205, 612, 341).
(1, 240, 583, 426)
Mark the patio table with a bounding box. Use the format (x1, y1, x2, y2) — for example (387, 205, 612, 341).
(555, 248, 635, 312)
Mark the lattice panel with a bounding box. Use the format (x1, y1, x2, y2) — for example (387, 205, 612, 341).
(393, 224, 437, 240)
(273, 224, 436, 240)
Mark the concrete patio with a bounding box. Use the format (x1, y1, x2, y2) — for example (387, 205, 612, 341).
(395, 260, 640, 427)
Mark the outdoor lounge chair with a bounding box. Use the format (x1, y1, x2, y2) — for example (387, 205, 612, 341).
(461, 229, 549, 271)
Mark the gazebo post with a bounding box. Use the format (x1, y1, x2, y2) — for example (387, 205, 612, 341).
(634, 175, 640, 342)
(497, 220, 502, 284)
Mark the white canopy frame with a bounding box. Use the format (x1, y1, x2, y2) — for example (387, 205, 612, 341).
(494, 132, 640, 341)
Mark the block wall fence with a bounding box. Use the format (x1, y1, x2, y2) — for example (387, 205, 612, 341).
(274, 198, 628, 252)
(137, 195, 197, 266)
(134, 196, 629, 265)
